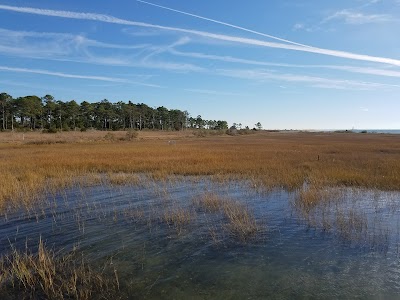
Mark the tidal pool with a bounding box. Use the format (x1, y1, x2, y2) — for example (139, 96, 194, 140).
(1, 177, 400, 299)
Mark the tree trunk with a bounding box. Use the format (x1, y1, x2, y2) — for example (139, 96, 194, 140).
(2, 107, 5, 130)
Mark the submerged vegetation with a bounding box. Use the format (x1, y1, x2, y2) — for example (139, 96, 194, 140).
(195, 193, 259, 241)
(0, 239, 119, 300)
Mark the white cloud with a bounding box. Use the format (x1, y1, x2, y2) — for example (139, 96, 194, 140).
(135, 0, 310, 48)
(4, 26, 400, 81)
(0, 27, 149, 63)
(170, 49, 400, 79)
(0, 28, 203, 72)
(216, 68, 400, 90)
(121, 28, 161, 37)
(0, 65, 126, 82)
(0, 66, 163, 87)
(324, 65, 400, 78)
(183, 88, 247, 97)
(1, 5, 400, 66)
(359, 0, 382, 8)
(143, 37, 190, 61)
(0, 28, 147, 50)
(293, 23, 305, 31)
(324, 9, 394, 24)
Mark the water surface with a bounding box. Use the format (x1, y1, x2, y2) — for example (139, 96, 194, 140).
(1, 177, 399, 299)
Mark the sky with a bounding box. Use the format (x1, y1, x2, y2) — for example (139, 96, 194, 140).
(0, 0, 400, 129)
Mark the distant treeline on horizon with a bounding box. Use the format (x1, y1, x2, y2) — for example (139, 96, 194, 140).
(0, 92, 228, 132)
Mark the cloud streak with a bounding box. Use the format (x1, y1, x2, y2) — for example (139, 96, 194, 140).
(0, 28, 203, 72)
(324, 10, 394, 24)
(0, 66, 162, 87)
(217, 68, 400, 90)
(0, 28, 148, 50)
(184, 88, 247, 97)
(1, 4, 400, 66)
(324, 65, 400, 78)
(135, 0, 312, 48)
(170, 49, 400, 79)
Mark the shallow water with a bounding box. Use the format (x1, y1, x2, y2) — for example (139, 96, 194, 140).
(1, 178, 400, 299)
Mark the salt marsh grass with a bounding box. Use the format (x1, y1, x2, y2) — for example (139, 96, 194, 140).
(0, 239, 119, 300)
(1, 131, 400, 212)
(222, 200, 259, 241)
(195, 192, 227, 212)
(194, 192, 260, 241)
(162, 206, 194, 234)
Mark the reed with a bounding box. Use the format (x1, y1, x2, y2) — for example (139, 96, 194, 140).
(0, 239, 119, 300)
(162, 205, 194, 234)
(195, 193, 227, 212)
(335, 209, 368, 241)
(107, 172, 142, 186)
(222, 200, 259, 241)
(296, 186, 342, 211)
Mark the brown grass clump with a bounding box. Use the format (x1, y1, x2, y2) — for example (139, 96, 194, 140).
(223, 201, 259, 241)
(194, 193, 260, 242)
(162, 206, 193, 234)
(107, 172, 142, 186)
(0, 239, 119, 300)
(298, 187, 321, 210)
(297, 186, 341, 211)
(195, 193, 227, 212)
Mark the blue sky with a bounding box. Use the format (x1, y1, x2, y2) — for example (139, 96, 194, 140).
(0, 0, 400, 129)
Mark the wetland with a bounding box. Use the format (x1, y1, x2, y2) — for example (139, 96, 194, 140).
(1, 131, 400, 299)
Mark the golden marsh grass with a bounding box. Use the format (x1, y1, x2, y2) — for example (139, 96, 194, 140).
(222, 200, 259, 241)
(1, 131, 400, 211)
(195, 192, 227, 212)
(194, 193, 259, 241)
(0, 239, 119, 300)
(162, 206, 194, 233)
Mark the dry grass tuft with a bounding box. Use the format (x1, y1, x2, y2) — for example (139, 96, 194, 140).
(223, 200, 259, 241)
(107, 172, 141, 186)
(162, 206, 193, 234)
(0, 239, 119, 300)
(195, 193, 227, 212)
(297, 186, 340, 211)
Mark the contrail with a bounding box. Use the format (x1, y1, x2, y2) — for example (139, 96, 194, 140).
(217, 68, 400, 90)
(136, 0, 313, 48)
(0, 66, 127, 82)
(1, 4, 400, 66)
(0, 66, 163, 87)
(169, 49, 400, 79)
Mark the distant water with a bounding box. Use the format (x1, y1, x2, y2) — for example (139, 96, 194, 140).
(321, 129, 400, 134)
(352, 129, 400, 134)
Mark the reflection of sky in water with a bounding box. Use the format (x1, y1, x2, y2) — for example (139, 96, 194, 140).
(1, 177, 400, 298)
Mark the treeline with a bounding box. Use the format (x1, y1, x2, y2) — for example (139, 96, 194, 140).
(0, 93, 228, 131)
